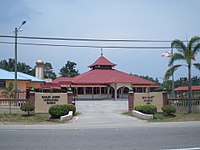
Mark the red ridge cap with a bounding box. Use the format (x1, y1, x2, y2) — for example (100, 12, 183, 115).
(88, 56, 116, 67)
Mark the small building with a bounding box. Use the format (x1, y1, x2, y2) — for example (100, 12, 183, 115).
(46, 55, 160, 100)
(174, 86, 200, 99)
(0, 68, 44, 99)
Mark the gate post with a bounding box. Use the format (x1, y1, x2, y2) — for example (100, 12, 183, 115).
(29, 92, 35, 113)
(162, 91, 168, 106)
(29, 92, 35, 105)
(128, 89, 134, 112)
(67, 91, 73, 104)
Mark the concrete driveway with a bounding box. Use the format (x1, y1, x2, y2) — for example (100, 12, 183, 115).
(71, 100, 144, 128)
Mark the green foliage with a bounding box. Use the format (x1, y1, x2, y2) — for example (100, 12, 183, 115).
(135, 74, 161, 85)
(135, 104, 157, 114)
(20, 103, 35, 116)
(1, 82, 15, 99)
(48, 104, 69, 118)
(164, 36, 200, 80)
(162, 105, 176, 115)
(0, 59, 15, 71)
(164, 36, 200, 113)
(44, 62, 57, 79)
(0, 58, 33, 75)
(164, 65, 182, 80)
(59, 61, 79, 77)
(17, 62, 33, 75)
(68, 104, 76, 115)
(141, 76, 161, 85)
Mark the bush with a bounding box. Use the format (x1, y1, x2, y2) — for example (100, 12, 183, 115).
(162, 105, 176, 115)
(68, 104, 76, 115)
(49, 104, 69, 118)
(20, 103, 35, 116)
(135, 104, 157, 114)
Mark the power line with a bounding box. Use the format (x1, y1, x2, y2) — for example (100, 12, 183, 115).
(0, 35, 188, 43)
(0, 41, 171, 49)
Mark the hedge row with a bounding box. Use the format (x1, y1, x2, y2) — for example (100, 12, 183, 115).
(161, 105, 176, 115)
(135, 104, 176, 115)
(49, 104, 76, 118)
(135, 104, 157, 114)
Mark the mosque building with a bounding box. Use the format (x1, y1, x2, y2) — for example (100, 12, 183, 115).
(42, 55, 160, 100)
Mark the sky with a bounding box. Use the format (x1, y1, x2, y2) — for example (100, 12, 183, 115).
(0, 0, 200, 81)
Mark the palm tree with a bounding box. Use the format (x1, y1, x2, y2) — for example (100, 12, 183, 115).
(1, 82, 15, 99)
(165, 36, 200, 113)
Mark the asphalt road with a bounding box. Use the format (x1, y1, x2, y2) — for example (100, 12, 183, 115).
(0, 100, 200, 150)
(0, 126, 200, 150)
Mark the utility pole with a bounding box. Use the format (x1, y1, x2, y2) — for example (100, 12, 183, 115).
(14, 21, 26, 100)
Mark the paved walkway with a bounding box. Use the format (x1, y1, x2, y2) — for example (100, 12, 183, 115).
(0, 100, 146, 129)
(70, 100, 145, 128)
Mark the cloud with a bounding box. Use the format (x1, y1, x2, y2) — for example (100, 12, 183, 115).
(0, 0, 200, 79)
(0, 0, 31, 27)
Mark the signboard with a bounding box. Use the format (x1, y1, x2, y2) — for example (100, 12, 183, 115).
(142, 96, 155, 104)
(41, 95, 60, 104)
(35, 93, 68, 113)
(134, 92, 163, 112)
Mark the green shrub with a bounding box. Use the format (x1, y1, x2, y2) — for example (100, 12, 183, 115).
(162, 105, 176, 115)
(49, 104, 69, 118)
(20, 103, 35, 116)
(68, 104, 76, 115)
(135, 104, 157, 114)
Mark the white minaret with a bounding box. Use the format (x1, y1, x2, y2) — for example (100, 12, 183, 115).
(35, 60, 44, 79)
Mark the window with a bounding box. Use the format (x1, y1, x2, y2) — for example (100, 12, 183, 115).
(123, 87, 129, 94)
(109, 88, 114, 94)
(78, 88, 84, 94)
(0, 81, 5, 88)
(137, 88, 143, 93)
(86, 87, 92, 94)
(93, 87, 100, 94)
(101, 87, 107, 94)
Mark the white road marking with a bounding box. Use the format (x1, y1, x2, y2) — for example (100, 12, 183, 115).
(76, 116, 79, 121)
(7, 130, 17, 132)
(163, 147, 200, 150)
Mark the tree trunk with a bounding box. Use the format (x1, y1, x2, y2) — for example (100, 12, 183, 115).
(188, 64, 192, 113)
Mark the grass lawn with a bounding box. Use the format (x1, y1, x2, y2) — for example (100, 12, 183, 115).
(123, 111, 200, 122)
(0, 113, 65, 125)
(152, 112, 200, 122)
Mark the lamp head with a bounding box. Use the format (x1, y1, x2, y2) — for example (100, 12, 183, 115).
(22, 21, 26, 25)
(129, 88, 133, 91)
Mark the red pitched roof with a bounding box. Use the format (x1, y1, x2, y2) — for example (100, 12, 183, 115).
(41, 82, 61, 90)
(72, 69, 155, 85)
(52, 77, 73, 83)
(47, 56, 157, 88)
(175, 86, 200, 91)
(52, 77, 73, 88)
(88, 56, 116, 67)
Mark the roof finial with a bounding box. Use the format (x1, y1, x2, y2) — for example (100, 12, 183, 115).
(101, 48, 103, 56)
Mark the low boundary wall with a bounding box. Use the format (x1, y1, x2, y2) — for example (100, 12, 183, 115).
(34, 93, 68, 113)
(128, 91, 166, 112)
(168, 99, 200, 113)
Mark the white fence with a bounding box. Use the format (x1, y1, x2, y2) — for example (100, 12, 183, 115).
(0, 99, 28, 113)
(168, 99, 200, 113)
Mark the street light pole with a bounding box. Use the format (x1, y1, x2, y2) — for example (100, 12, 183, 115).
(14, 21, 26, 100)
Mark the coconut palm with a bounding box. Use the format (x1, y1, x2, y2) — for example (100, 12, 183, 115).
(165, 36, 200, 113)
(1, 82, 15, 99)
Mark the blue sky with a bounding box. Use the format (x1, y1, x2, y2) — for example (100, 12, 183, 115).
(0, 0, 200, 81)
